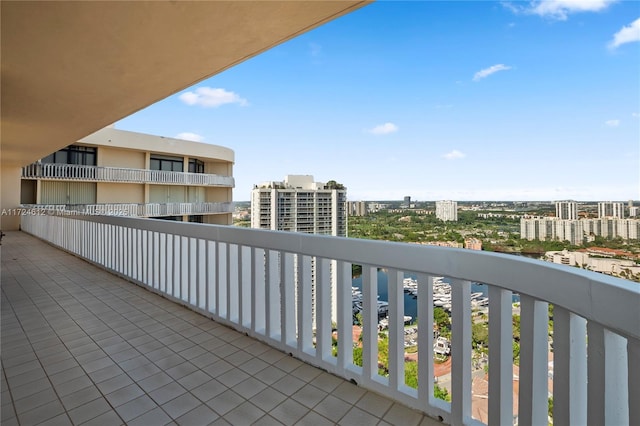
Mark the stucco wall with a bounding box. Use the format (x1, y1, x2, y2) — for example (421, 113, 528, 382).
(98, 146, 146, 169)
(97, 182, 144, 203)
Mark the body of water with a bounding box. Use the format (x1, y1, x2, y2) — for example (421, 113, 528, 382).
(352, 270, 519, 323)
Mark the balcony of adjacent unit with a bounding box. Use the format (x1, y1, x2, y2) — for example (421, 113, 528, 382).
(21, 162, 235, 187)
(20, 202, 234, 218)
(7, 212, 638, 426)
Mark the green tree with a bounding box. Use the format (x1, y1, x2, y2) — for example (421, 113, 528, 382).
(434, 384, 451, 402)
(353, 347, 363, 367)
(378, 335, 389, 375)
(434, 307, 450, 332)
(405, 361, 418, 389)
(472, 322, 488, 350)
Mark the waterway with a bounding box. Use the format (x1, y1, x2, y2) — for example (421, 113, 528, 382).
(352, 270, 520, 323)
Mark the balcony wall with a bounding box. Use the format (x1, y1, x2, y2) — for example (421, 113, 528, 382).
(20, 213, 640, 425)
(22, 163, 235, 187)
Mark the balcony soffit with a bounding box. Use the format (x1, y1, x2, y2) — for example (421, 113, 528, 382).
(0, 0, 370, 167)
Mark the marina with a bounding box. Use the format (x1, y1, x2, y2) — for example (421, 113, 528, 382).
(352, 270, 502, 325)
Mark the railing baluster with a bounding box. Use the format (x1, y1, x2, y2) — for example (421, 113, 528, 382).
(204, 240, 210, 312)
(362, 265, 378, 383)
(605, 329, 628, 425)
(281, 252, 295, 347)
(218, 242, 227, 317)
(252, 248, 266, 335)
(337, 260, 352, 371)
(317, 257, 331, 362)
(450, 278, 472, 425)
(266, 250, 281, 340)
(388, 269, 403, 390)
(297, 255, 313, 354)
(587, 322, 605, 426)
(196, 238, 201, 309)
(417, 273, 434, 404)
(518, 294, 549, 426)
(553, 307, 587, 425)
(488, 286, 513, 425)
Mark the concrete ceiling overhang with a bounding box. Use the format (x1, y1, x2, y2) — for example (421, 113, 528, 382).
(1, 0, 370, 168)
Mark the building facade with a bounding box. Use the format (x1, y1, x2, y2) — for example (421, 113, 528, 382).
(250, 175, 347, 236)
(520, 217, 640, 245)
(555, 200, 577, 220)
(21, 127, 235, 224)
(348, 201, 368, 217)
(251, 175, 347, 325)
(598, 201, 625, 219)
(435, 200, 458, 222)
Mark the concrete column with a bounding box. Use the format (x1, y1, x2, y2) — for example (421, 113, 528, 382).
(1, 165, 22, 230)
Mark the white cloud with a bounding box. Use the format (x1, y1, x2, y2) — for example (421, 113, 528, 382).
(608, 18, 640, 49)
(175, 132, 204, 142)
(503, 0, 616, 20)
(368, 122, 398, 135)
(605, 119, 621, 127)
(632, 112, 640, 118)
(179, 87, 248, 108)
(443, 150, 466, 160)
(473, 64, 512, 81)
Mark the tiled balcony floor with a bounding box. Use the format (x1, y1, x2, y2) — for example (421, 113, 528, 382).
(1, 231, 441, 426)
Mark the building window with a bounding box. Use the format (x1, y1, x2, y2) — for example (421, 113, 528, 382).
(150, 155, 184, 172)
(188, 215, 204, 223)
(42, 145, 97, 166)
(188, 159, 205, 174)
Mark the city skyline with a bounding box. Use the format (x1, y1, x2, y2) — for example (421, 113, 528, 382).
(116, 1, 640, 201)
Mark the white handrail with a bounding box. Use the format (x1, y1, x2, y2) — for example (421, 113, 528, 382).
(21, 162, 234, 186)
(21, 202, 233, 217)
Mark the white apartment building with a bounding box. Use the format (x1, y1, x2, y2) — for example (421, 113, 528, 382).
(520, 217, 640, 245)
(555, 200, 577, 220)
(348, 201, 368, 217)
(20, 127, 234, 224)
(251, 175, 347, 325)
(598, 201, 625, 219)
(250, 175, 347, 236)
(435, 200, 458, 222)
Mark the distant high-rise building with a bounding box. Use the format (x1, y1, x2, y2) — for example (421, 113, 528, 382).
(630, 207, 639, 218)
(598, 202, 625, 219)
(348, 201, 368, 217)
(251, 175, 347, 236)
(403, 196, 411, 207)
(250, 175, 347, 325)
(520, 217, 640, 244)
(435, 200, 458, 222)
(555, 201, 577, 220)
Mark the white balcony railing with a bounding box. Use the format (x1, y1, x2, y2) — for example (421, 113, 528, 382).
(20, 214, 639, 426)
(21, 202, 233, 217)
(21, 162, 234, 186)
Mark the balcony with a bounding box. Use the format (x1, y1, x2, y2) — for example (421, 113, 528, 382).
(10, 213, 640, 425)
(21, 202, 234, 218)
(21, 163, 235, 187)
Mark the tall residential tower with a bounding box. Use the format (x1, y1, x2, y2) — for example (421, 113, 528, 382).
(250, 175, 347, 236)
(251, 175, 347, 325)
(555, 200, 578, 220)
(598, 201, 625, 219)
(435, 200, 458, 222)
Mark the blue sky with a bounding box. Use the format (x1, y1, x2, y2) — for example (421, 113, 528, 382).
(117, 0, 640, 202)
